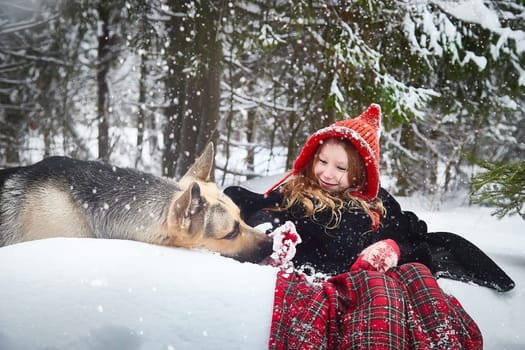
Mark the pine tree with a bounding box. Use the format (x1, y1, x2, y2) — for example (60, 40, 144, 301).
(469, 160, 525, 220)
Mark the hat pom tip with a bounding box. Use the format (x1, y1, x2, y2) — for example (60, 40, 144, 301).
(362, 103, 381, 127)
(369, 103, 381, 115)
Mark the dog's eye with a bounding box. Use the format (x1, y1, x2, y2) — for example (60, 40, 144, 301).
(222, 222, 240, 240)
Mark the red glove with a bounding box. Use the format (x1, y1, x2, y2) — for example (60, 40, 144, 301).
(267, 221, 302, 271)
(350, 239, 400, 273)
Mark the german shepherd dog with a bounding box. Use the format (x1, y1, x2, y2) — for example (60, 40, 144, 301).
(0, 143, 273, 263)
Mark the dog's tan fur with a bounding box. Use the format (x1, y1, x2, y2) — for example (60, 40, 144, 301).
(19, 185, 94, 241)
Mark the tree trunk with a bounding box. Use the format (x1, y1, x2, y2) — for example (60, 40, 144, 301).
(162, 1, 223, 179)
(1, 113, 23, 165)
(245, 109, 256, 179)
(136, 53, 147, 167)
(96, 1, 111, 161)
(162, 1, 189, 178)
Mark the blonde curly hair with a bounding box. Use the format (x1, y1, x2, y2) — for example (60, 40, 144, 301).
(279, 138, 385, 230)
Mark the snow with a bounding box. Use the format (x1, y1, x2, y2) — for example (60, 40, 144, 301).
(432, 0, 525, 57)
(0, 176, 523, 349)
(0, 239, 277, 350)
(434, 0, 501, 31)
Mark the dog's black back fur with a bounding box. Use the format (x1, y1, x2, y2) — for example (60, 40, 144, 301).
(0, 166, 21, 189)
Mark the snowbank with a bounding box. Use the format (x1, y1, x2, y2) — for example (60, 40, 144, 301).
(0, 238, 277, 350)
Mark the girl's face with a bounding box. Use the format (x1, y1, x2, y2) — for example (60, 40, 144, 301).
(313, 139, 351, 193)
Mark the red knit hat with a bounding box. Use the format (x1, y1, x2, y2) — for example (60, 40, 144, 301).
(265, 104, 382, 200)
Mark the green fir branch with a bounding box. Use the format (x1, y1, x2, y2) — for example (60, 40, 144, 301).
(469, 160, 525, 220)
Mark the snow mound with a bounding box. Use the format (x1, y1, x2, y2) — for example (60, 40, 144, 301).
(0, 238, 278, 350)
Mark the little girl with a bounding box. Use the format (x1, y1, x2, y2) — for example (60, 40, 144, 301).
(225, 104, 513, 292)
(225, 104, 488, 349)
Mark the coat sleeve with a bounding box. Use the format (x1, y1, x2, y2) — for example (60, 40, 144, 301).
(223, 186, 287, 231)
(377, 188, 435, 269)
(377, 187, 515, 292)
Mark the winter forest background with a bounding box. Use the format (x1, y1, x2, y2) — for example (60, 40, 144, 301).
(0, 0, 524, 213)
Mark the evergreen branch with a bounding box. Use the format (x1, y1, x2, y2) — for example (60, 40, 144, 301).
(469, 159, 525, 220)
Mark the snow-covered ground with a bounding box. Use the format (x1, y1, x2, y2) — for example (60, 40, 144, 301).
(0, 178, 523, 350)
(396, 197, 525, 350)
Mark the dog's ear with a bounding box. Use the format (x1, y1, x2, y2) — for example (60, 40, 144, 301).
(180, 142, 214, 183)
(168, 182, 204, 230)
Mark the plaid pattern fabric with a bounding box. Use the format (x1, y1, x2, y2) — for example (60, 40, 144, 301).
(269, 263, 482, 350)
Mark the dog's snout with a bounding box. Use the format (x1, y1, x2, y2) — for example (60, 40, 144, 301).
(252, 234, 274, 264)
(231, 230, 274, 264)
(260, 235, 274, 257)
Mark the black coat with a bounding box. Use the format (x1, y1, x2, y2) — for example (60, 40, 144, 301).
(224, 185, 515, 292)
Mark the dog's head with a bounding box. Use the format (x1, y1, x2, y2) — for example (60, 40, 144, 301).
(163, 143, 273, 263)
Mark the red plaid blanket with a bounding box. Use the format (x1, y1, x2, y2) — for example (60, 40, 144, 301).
(269, 263, 482, 350)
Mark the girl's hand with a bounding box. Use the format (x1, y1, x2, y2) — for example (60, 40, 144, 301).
(350, 239, 400, 273)
(266, 221, 302, 272)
